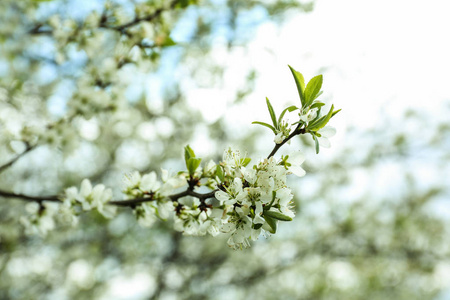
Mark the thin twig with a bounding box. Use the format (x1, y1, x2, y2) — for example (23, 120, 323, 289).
(0, 186, 217, 207)
(0, 143, 35, 174)
(109, 189, 217, 207)
(0, 190, 60, 202)
(28, 0, 180, 37)
(100, 0, 179, 33)
(267, 125, 306, 158)
(28, 24, 52, 35)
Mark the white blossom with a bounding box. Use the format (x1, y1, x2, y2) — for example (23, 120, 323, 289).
(63, 179, 116, 218)
(134, 203, 157, 227)
(215, 178, 246, 206)
(276, 187, 295, 218)
(140, 171, 161, 192)
(20, 202, 58, 236)
(317, 126, 336, 148)
(299, 107, 318, 123)
(286, 151, 306, 177)
(274, 132, 284, 144)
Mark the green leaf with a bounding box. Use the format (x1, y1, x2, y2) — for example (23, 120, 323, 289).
(288, 65, 306, 107)
(314, 91, 323, 100)
(331, 109, 341, 118)
(312, 133, 320, 154)
(216, 165, 224, 182)
(266, 97, 277, 129)
(264, 210, 293, 221)
(310, 101, 325, 110)
(308, 104, 335, 131)
(264, 190, 277, 211)
(240, 157, 251, 167)
(187, 158, 202, 175)
(184, 145, 195, 163)
(304, 75, 323, 108)
(263, 215, 277, 233)
(162, 37, 177, 47)
(175, 0, 198, 8)
(251, 121, 276, 134)
(278, 105, 298, 125)
(252, 223, 263, 230)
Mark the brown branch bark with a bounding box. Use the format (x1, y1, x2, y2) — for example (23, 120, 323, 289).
(0, 143, 35, 174)
(99, 0, 179, 33)
(0, 190, 60, 203)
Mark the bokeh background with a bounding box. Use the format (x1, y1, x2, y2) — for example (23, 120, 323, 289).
(1, 0, 449, 299)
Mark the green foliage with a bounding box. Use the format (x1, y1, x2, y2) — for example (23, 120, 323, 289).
(184, 145, 201, 176)
(288, 65, 306, 107)
(304, 74, 323, 107)
(263, 210, 292, 221)
(263, 215, 277, 233)
(251, 121, 276, 134)
(308, 104, 340, 131)
(266, 97, 278, 129)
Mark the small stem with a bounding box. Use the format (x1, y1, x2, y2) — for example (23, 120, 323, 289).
(0, 190, 60, 202)
(1, 185, 217, 208)
(102, 189, 218, 207)
(100, 0, 179, 33)
(0, 143, 35, 174)
(267, 125, 306, 159)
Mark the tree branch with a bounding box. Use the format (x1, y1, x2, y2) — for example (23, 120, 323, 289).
(29, 0, 180, 37)
(28, 24, 52, 35)
(0, 185, 217, 208)
(0, 143, 35, 174)
(100, 0, 179, 33)
(109, 188, 218, 207)
(0, 190, 60, 203)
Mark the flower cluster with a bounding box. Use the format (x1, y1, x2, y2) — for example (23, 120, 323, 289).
(20, 202, 58, 236)
(214, 149, 306, 249)
(118, 147, 306, 250)
(122, 170, 186, 226)
(20, 179, 118, 237)
(62, 179, 117, 222)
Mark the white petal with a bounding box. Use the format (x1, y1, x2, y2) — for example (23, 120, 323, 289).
(92, 184, 106, 203)
(291, 166, 306, 177)
(141, 172, 161, 191)
(242, 167, 257, 185)
(274, 132, 284, 144)
(25, 202, 40, 214)
(161, 168, 169, 182)
(277, 188, 293, 206)
(318, 137, 331, 148)
(98, 204, 116, 219)
(65, 187, 79, 201)
(233, 177, 243, 192)
(80, 179, 92, 197)
(215, 190, 230, 202)
(289, 151, 305, 165)
(221, 223, 235, 233)
(157, 201, 173, 219)
(255, 202, 263, 215)
(224, 198, 237, 206)
(251, 228, 261, 240)
(253, 215, 265, 225)
(125, 171, 141, 187)
(319, 126, 336, 138)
